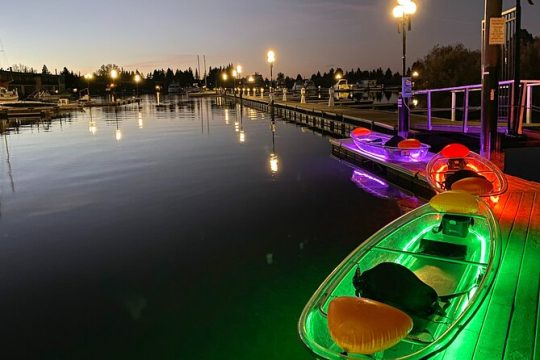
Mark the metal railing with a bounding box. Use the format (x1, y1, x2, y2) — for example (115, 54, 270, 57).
(412, 80, 540, 133)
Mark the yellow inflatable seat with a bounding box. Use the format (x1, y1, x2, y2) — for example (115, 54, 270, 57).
(327, 296, 413, 354)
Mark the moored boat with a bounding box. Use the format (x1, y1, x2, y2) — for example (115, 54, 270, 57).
(298, 191, 501, 359)
(0, 87, 18, 102)
(350, 127, 430, 162)
(425, 143, 507, 196)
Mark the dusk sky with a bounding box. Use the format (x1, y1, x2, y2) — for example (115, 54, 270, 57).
(2, 0, 540, 77)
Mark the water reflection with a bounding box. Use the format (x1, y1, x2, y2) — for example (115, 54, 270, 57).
(138, 111, 143, 129)
(88, 108, 97, 135)
(114, 108, 122, 142)
(0, 96, 408, 359)
(2, 134, 15, 192)
(350, 167, 421, 213)
(269, 120, 279, 173)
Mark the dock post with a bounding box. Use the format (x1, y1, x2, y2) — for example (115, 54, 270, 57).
(427, 91, 432, 130)
(451, 91, 456, 121)
(397, 96, 409, 138)
(480, 0, 503, 159)
(526, 84, 532, 124)
(328, 87, 335, 107)
(463, 88, 470, 133)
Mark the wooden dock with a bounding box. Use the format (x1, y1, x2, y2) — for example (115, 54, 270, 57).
(330, 138, 540, 359)
(235, 95, 539, 136)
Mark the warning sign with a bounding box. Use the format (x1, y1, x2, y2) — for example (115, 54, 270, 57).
(489, 17, 505, 45)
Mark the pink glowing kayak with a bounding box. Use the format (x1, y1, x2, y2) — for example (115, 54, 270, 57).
(350, 128, 430, 163)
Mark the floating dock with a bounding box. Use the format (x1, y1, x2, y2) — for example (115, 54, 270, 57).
(234, 95, 540, 138)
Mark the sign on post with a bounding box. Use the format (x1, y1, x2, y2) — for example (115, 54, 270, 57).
(402, 77, 412, 99)
(489, 17, 505, 45)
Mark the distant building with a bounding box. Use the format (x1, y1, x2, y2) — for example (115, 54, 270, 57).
(0, 69, 65, 96)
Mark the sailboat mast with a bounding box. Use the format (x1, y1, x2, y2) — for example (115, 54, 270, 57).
(203, 55, 207, 88)
(197, 55, 201, 84)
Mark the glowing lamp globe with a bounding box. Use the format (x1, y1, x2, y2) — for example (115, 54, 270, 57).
(440, 143, 470, 158)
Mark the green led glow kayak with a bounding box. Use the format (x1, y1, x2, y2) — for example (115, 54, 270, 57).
(298, 193, 501, 359)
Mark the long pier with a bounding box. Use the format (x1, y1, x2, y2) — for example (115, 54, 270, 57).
(233, 94, 540, 139)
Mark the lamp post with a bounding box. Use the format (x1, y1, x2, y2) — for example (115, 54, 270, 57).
(110, 69, 118, 102)
(236, 65, 243, 102)
(248, 75, 255, 96)
(393, 0, 416, 138)
(267, 50, 275, 101)
(84, 73, 93, 101)
(134, 73, 141, 98)
(232, 69, 238, 98)
(222, 72, 228, 94)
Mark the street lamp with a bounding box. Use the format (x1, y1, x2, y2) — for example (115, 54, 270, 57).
(393, 0, 417, 138)
(134, 73, 142, 98)
(236, 65, 243, 100)
(110, 69, 118, 102)
(84, 73, 93, 100)
(222, 72, 228, 93)
(232, 69, 238, 97)
(267, 50, 275, 99)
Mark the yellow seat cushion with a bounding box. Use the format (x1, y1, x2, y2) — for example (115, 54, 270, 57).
(328, 296, 413, 354)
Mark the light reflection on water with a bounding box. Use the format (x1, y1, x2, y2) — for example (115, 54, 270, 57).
(0, 96, 408, 359)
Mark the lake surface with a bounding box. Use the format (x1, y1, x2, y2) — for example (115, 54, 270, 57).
(0, 96, 410, 359)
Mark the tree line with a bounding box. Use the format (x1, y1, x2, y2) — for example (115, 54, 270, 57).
(4, 29, 540, 95)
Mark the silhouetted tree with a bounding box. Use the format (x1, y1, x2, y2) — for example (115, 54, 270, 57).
(412, 44, 481, 89)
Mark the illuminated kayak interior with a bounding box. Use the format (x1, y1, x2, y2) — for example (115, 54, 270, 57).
(298, 192, 501, 359)
(350, 127, 430, 163)
(425, 143, 508, 196)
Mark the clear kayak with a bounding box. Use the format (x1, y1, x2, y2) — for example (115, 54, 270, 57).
(350, 129, 430, 163)
(298, 192, 501, 359)
(425, 144, 507, 197)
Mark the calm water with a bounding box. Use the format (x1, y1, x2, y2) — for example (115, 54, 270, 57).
(0, 96, 408, 359)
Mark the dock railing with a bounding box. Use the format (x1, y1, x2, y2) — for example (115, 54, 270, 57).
(412, 80, 540, 133)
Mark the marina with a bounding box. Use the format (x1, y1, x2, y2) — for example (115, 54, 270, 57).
(1, 0, 540, 358)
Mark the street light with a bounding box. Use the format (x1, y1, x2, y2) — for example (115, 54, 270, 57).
(236, 65, 243, 100)
(393, 0, 416, 138)
(222, 72, 228, 93)
(232, 69, 238, 97)
(84, 73, 93, 100)
(134, 73, 142, 98)
(267, 50, 275, 99)
(110, 69, 118, 102)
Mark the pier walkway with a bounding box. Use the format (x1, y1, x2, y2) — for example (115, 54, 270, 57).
(331, 138, 540, 360)
(236, 95, 539, 136)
